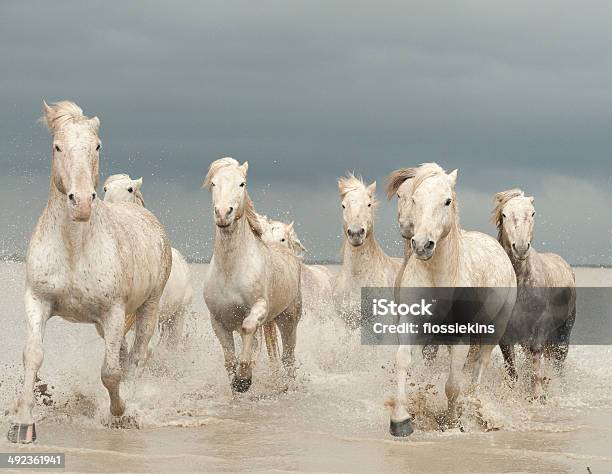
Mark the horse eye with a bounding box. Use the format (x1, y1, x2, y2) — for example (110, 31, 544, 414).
(368, 203, 372, 207)
(103, 187, 107, 192)
(240, 182, 245, 187)
(54, 144, 61, 152)
(502, 213, 507, 218)
(281, 238, 286, 242)
(96, 143, 101, 151)
(341, 204, 345, 209)
(531, 211, 536, 217)
(128, 187, 133, 193)
(445, 198, 452, 206)
(211, 182, 216, 187)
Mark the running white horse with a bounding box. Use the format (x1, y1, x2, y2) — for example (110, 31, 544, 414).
(385, 163, 516, 437)
(104, 174, 193, 343)
(202, 158, 302, 392)
(333, 173, 402, 327)
(258, 215, 334, 316)
(8, 101, 172, 443)
(492, 189, 576, 400)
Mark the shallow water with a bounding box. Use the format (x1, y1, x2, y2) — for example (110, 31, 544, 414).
(0, 262, 611, 473)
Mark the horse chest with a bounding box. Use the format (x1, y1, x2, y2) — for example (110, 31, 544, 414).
(28, 245, 119, 320)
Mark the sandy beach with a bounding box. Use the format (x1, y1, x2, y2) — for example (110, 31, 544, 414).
(0, 262, 610, 473)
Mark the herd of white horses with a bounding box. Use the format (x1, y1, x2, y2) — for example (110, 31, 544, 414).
(7, 101, 576, 443)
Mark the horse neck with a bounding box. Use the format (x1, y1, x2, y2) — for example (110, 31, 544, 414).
(419, 218, 462, 285)
(212, 212, 260, 272)
(342, 230, 386, 277)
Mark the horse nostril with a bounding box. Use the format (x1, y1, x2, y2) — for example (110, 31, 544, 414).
(347, 229, 353, 237)
(359, 228, 365, 235)
(425, 240, 435, 251)
(68, 193, 75, 202)
(526, 242, 530, 249)
(91, 193, 96, 201)
(228, 207, 234, 214)
(512, 243, 517, 251)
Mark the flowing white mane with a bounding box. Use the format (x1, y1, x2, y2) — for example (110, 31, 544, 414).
(338, 172, 378, 207)
(491, 188, 525, 231)
(42, 100, 99, 134)
(386, 162, 445, 199)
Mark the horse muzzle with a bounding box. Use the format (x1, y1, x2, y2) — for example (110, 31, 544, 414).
(411, 237, 435, 260)
(68, 192, 95, 222)
(346, 227, 366, 246)
(511, 242, 530, 260)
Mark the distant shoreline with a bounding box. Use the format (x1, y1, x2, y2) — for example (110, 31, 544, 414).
(1, 254, 610, 268)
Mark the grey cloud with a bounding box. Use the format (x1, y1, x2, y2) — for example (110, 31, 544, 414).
(0, 1, 610, 264)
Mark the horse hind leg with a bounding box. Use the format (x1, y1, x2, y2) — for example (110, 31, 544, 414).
(276, 298, 302, 376)
(499, 344, 518, 383)
(8, 289, 51, 443)
(127, 298, 161, 376)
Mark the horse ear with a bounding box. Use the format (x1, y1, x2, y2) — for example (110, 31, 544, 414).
(134, 177, 143, 190)
(367, 181, 377, 196)
(287, 221, 294, 230)
(90, 116, 100, 132)
(42, 100, 54, 130)
(448, 169, 458, 186)
(240, 161, 249, 176)
(529, 196, 534, 204)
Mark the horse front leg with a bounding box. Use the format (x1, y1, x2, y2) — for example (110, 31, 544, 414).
(210, 315, 237, 380)
(234, 299, 268, 393)
(388, 344, 419, 437)
(446, 344, 470, 426)
(101, 305, 128, 420)
(8, 288, 51, 443)
(530, 348, 545, 402)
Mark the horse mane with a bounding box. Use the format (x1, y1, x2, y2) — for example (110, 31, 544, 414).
(42, 100, 98, 134)
(338, 172, 378, 207)
(285, 224, 306, 255)
(203, 157, 262, 238)
(491, 188, 524, 241)
(386, 163, 447, 200)
(103, 174, 146, 207)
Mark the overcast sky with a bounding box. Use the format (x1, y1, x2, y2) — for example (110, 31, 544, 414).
(1, 1, 611, 264)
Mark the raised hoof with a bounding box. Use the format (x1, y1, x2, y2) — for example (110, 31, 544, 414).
(7, 423, 36, 443)
(389, 418, 414, 437)
(232, 376, 252, 393)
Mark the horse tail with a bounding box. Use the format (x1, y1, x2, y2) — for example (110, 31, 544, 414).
(123, 313, 137, 336)
(262, 321, 281, 361)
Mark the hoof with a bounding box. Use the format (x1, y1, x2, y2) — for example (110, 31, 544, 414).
(7, 423, 36, 443)
(389, 418, 414, 437)
(232, 376, 252, 393)
(110, 415, 140, 429)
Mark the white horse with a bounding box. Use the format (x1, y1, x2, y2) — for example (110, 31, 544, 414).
(333, 173, 402, 327)
(385, 163, 516, 437)
(258, 215, 334, 316)
(492, 189, 576, 399)
(202, 158, 302, 392)
(8, 101, 172, 443)
(104, 174, 193, 343)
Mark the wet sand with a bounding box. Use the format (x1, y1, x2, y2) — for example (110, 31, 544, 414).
(0, 262, 611, 473)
